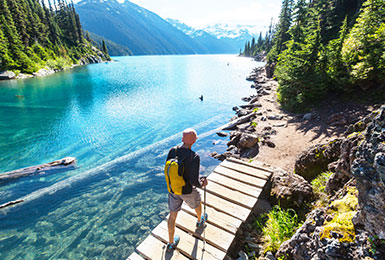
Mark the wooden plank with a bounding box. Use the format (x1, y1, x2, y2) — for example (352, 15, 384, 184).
(213, 166, 267, 188)
(204, 181, 257, 209)
(136, 235, 189, 260)
(220, 160, 271, 180)
(127, 252, 145, 260)
(181, 204, 241, 235)
(227, 157, 274, 174)
(207, 173, 262, 198)
(171, 210, 234, 252)
(195, 191, 250, 222)
(152, 221, 226, 260)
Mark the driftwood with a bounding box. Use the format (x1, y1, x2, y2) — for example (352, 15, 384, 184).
(221, 113, 256, 131)
(0, 157, 76, 183)
(0, 199, 24, 209)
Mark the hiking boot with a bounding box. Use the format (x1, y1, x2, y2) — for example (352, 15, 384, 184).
(196, 213, 208, 228)
(166, 235, 180, 253)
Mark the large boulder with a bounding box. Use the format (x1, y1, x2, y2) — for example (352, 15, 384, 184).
(294, 139, 343, 181)
(238, 133, 259, 149)
(351, 105, 385, 239)
(325, 132, 364, 194)
(265, 63, 275, 78)
(276, 208, 327, 260)
(269, 169, 313, 209)
(0, 71, 16, 80)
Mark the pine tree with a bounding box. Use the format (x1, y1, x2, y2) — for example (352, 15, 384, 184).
(325, 16, 350, 88)
(0, 23, 13, 70)
(275, 17, 327, 111)
(341, 0, 385, 87)
(6, 0, 29, 46)
(257, 32, 263, 50)
(267, 0, 294, 62)
(102, 39, 108, 54)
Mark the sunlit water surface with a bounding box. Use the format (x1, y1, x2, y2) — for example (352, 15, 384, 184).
(0, 55, 261, 259)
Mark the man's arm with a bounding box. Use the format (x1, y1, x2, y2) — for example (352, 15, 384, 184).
(189, 154, 204, 187)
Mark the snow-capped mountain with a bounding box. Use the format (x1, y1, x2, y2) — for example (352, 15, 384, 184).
(166, 19, 258, 53)
(202, 24, 259, 40)
(166, 18, 235, 54)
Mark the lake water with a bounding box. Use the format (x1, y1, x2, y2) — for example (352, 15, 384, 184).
(0, 55, 260, 259)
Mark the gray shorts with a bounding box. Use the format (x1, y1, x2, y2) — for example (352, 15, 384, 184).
(168, 188, 201, 212)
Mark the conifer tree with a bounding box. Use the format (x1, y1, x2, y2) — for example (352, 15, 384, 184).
(7, 0, 29, 46)
(0, 23, 12, 70)
(267, 0, 294, 62)
(102, 39, 108, 54)
(341, 0, 385, 87)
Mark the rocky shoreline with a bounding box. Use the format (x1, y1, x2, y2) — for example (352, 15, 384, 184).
(210, 67, 282, 162)
(0, 47, 110, 81)
(210, 66, 385, 260)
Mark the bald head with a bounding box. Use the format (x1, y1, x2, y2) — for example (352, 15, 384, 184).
(182, 128, 198, 146)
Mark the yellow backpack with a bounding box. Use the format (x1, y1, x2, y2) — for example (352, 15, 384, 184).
(164, 150, 186, 195)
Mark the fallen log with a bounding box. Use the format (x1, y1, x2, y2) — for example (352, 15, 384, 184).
(0, 199, 24, 209)
(221, 113, 256, 131)
(0, 157, 76, 183)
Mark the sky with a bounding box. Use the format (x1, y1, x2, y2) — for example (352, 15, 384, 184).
(73, 0, 282, 33)
(129, 0, 282, 31)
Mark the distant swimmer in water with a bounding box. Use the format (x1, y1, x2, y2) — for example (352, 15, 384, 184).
(199, 95, 203, 101)
(15, 95, 24, 98)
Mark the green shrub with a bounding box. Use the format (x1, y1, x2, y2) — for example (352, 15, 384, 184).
(46, 57, 71, 70)
(255, 205, 302, 254)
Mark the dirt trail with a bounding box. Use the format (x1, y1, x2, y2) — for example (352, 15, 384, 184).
(248, 80, 341, 173)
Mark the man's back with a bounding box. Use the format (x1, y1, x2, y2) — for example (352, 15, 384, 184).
(166, 146, 200, 194)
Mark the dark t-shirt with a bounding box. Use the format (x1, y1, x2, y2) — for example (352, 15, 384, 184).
(166, 146, 201, 194)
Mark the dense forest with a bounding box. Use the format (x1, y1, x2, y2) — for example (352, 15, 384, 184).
(0, 0, 109, 74)
(242, 0, 385, 111)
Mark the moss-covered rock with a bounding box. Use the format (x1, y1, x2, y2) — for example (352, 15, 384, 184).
(294, 139, 343, 181)
(320, 188, 358, 243)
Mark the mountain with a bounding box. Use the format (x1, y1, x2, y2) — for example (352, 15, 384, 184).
(165, 19, 235, 54)
(166, 19, 258, 54)
(201, 24, 259, 52)
(75, 0, 209, 55)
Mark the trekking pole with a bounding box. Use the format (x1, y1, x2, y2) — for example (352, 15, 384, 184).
(202, 177, 207, 252)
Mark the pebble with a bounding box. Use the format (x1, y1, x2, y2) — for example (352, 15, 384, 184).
(237, 251, 248, 260)
(265, 251, 276, 260)
(273, 123, 287, 127)
(267, 115, 284, 120)
(216, 131, 228, 137)
(303, 113, 313, 121)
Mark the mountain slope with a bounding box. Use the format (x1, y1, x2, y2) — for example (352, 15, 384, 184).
(88, 32, 133, 56)
(75, 0, 208, 55)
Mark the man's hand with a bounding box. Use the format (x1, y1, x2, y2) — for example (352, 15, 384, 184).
(200, 176, 208, 187)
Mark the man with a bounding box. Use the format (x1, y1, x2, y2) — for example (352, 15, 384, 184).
(166, 128, 208, 252)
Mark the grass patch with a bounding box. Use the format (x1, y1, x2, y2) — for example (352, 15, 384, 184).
(311, 171, 333, 208)
(311, 171, 333, 194)
(255, 205, 302, 254)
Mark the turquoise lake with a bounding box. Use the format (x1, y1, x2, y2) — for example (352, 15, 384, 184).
(0, 55, 261, 259)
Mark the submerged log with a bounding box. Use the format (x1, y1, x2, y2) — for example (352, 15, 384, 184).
(0, 199, 24, 209)
(0, 157, 76, 183)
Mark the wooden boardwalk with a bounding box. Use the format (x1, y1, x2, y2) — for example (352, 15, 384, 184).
(127, 158, 273, 260)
